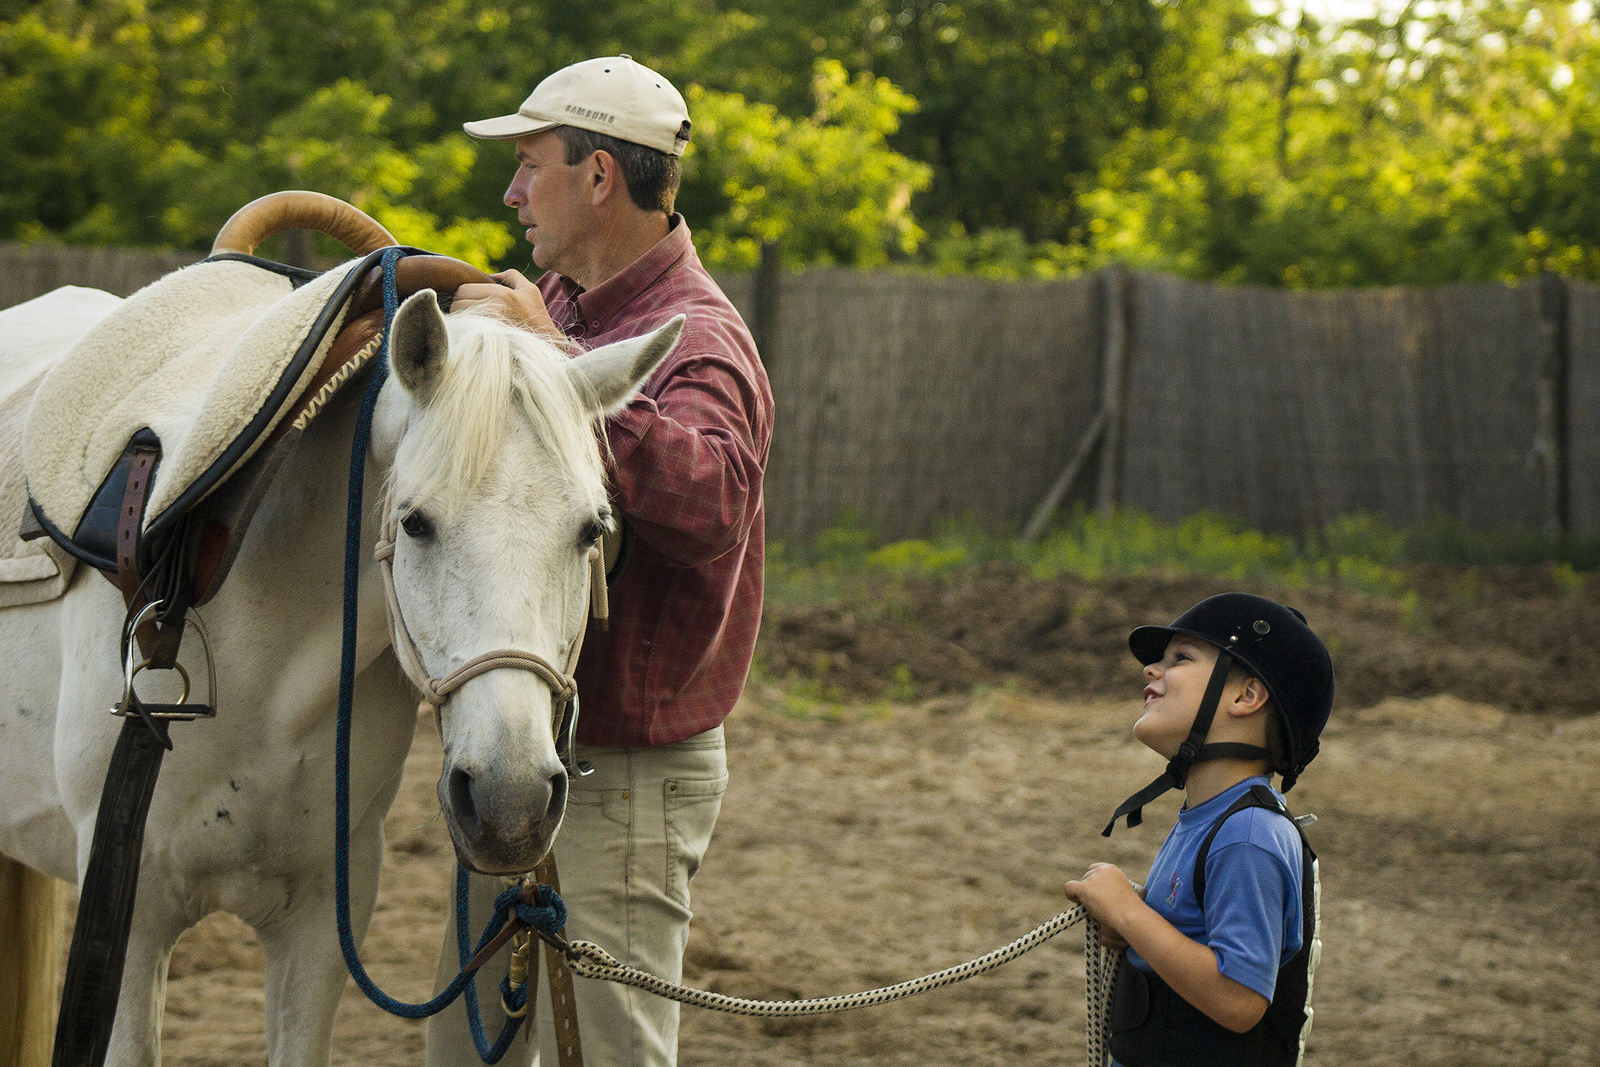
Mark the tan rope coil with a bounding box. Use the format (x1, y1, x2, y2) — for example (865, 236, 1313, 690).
(553, 907, 1118, 1064)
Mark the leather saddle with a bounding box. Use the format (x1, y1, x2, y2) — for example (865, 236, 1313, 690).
(22, 246, 491, 606)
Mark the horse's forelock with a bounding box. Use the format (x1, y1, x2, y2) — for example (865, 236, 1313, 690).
(390, 310, 604, 518)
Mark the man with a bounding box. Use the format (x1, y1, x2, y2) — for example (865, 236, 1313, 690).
(436, 55, 772, 1067)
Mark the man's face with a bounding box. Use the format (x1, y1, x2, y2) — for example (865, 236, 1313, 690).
(504, 130, 594, 277)
(1133, 635, 1220, 759)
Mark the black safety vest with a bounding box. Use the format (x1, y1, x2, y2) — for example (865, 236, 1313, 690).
(1108, 784, 1320, 1067)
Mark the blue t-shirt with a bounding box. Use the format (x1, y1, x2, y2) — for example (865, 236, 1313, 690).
(1125, 777, 1304, 1001)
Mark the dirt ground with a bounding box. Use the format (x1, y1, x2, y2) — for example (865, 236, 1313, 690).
(757, 564, 1600, 716)
(140, 567, 1600, 1065)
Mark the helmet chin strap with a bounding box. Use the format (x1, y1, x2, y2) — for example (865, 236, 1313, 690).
(1102, 649, 1272, 837)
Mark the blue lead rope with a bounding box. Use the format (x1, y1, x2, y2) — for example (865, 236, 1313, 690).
(329, 247, 565, 1062)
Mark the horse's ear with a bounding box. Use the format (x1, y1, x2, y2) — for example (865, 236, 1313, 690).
(389, 289, 449, 405)
(568, 315, 684, 415)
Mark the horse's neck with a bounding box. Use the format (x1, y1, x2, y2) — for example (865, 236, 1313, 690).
(199, 378, 401, 718)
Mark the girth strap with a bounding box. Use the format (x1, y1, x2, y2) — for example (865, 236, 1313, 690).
(51, 717, 171, 1067)
(52, 435, 182, 1067)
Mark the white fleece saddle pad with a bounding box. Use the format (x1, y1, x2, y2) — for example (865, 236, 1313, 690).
(0, 371, 77, 605)
(24, 257, 364, 545)
(0, 287, 124, 604)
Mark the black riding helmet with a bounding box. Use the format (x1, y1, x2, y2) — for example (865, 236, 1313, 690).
(1103, 592, 1335, 836)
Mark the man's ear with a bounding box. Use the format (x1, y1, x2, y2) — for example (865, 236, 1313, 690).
(589, 149, 618, 206)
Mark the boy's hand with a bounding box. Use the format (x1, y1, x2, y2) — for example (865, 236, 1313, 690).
(451, 269, 562, 339)
(1097, 925, 1130, 951)
(1066, 866, 1270, 1032)
(1090, 880, 1148, 950)
(1064, 862, 1144, 944)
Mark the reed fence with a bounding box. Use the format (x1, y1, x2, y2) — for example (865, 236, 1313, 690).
(5, 242, 1594, 543)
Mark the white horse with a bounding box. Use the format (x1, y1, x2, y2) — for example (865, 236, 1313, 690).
(0, 244, 680, 1065)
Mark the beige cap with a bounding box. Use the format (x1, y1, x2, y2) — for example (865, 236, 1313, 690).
(464, 55, 691, 156)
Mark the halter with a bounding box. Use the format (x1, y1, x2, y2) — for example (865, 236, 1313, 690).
(373, 509, 610, 779)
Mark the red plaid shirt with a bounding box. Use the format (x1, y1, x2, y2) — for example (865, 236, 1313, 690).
(540, 217, 772, 747)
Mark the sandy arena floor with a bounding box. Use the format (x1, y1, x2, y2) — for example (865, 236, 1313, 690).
(151, 683, 1600, 1066)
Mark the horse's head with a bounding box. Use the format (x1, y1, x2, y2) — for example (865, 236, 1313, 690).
(377, 290, 679, 874)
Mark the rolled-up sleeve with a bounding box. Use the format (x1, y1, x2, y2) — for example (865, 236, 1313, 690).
(606, 350, 765, 567)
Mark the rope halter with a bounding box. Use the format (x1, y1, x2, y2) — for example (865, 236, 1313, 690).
(374, 510, 610, 779)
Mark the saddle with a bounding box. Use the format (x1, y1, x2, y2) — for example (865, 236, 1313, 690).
(22, 255, 379, 601)
(21, 194, 492, 606)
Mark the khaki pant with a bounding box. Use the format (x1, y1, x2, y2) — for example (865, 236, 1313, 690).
(534, 726, 727, 1067)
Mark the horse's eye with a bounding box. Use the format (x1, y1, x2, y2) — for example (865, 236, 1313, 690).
(580, 519, 605, 548)
(401, 510, 435, 539)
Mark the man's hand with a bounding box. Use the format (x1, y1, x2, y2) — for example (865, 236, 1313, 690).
(1065, 862, 1144, 948)
(451, 269, 562, 339)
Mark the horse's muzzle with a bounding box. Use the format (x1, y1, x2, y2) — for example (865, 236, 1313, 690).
(438, 761, 568, 875)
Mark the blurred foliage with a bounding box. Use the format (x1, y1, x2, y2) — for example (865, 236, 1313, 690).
(8, 0, 1600, 284)
(680, 61, 930, 270)
(765, 506, 1600, 609)
(1075, 0, 1600, 286)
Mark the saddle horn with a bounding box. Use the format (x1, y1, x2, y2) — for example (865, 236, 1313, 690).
(214, 191, 498, 306)
(212, 190, 398, 257)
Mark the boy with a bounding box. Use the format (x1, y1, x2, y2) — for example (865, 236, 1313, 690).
(1064, 592, 1334, 1067)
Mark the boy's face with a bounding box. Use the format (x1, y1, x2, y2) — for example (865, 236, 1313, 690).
(1133, 635, 1224, 758)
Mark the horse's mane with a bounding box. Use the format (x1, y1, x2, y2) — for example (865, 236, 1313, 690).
(389, 308, 604, 516)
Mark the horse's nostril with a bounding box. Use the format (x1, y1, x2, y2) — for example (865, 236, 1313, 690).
(546, 770, 568, 823)
(448, 766, 478, 827)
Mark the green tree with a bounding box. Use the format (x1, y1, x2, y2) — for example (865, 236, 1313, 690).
(159, 79, 513, 267)
(678, 61, 931, 270)
(13, 0, 1600, 287)
(1078, 0, 1600, 286)
(695, 0, 1169, 249)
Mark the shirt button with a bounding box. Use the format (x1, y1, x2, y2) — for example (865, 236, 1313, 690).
(621, 790, 631, 800)
(590, 320, 601, 329)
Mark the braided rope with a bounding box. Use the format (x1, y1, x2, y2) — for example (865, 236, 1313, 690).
(561, 904, 1116, 1064)
(1083, 918, 1118, 1067)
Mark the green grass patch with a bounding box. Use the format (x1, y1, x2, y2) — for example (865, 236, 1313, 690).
(765, 507, 1600, 609)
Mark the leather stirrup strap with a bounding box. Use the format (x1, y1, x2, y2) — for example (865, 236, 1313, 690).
(54, 442, 174, 1067)
(51, 716, 171, 1067)
(534, 854, 585, 1067)
(114, 444, 161, 656)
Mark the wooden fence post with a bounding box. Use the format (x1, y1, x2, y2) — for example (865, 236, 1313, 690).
(285, 230, 315, 270)
(1021, 265, 1131, 541)
(1537, 272, 1570, 533)
(1095, 265, 1130, 517)
(752, 240, 780, 371)
(1021, 410, 1107, 542)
